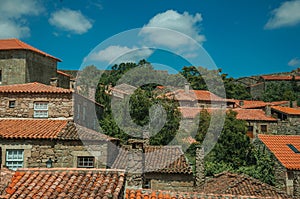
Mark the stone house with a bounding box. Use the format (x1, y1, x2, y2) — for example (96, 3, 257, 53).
(161, 84, 236, 108)
(233, 108, 278, 138)
(258, 134, 300, 197)
(111, 139, 194, 192)
(0, 38, 72, 89)
(0, 168, 125, 199)
(110, 83, 137, 99)
(271, 106, 300, 123)
(0, 82, 103, 131)
(0, 119, 118, 171)
(178, 107, 277, 138)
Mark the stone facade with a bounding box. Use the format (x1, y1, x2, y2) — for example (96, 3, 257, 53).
(0, 139, 108, 169)
(269, 121, 300, 135)
(0, 50, 57, 86)
(0, 92, 73, 118)
(146, 173, 194, 192)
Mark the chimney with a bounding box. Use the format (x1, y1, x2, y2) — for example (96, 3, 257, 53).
(126, 139, 145, 189)
(291, 100, 297, 108)
(184, 83, 190, 93)
(88, 87, 96, 100)
(239, 100, 244, 107)
(50, 77, 58, 87)
(195, 146, 205, 190)
(265, 105, 271, 117)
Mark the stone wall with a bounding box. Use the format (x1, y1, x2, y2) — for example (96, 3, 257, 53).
(74, 93, 103, 130)
(145, 173, 194, 192)
(0, 139, 108, 169)
(25, 51, 57, 85)
(269, 121, 300, 135)
(0, 50, 26, 85)
(0, 93, 73, 118)
(57, 72, 71, 89)
(0, 50, 58, 86)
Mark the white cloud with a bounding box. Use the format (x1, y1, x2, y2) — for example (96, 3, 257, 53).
(88, 45, 153, 64)
(288, 57, 300, 67)
(265, 0, 300, 29)
(49, 8, 92, 34)
(140, 10, 205, 48)
(0, 20, 30, 39)
(0, 0, 43, 39)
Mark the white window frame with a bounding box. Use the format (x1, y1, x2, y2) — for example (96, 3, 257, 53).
(77, 156, 95, 168)
(34, 102, 48, 118)
(6, 149, 24, 170)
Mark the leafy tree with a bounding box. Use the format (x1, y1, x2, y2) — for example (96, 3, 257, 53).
(262, 82, 298, 102)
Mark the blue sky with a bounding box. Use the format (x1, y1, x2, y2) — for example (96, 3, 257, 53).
(1, 0, 300, 78)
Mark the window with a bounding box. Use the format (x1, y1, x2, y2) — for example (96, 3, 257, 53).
(260, 125, 267, 132)
(34, 102, 48, 118)
(247, 126, 254, 132)
(6, 149, 24, 170)
(77, 156, 94, 168)
(9, 100, 16, 108)
(287, 144, 300, 153)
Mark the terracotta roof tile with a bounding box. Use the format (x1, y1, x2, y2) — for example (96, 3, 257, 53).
(0, 119, 113, 141)
(258, 134, 300, 170)
(125, 189, 278, 199)
(0, 82, 72, 94)
(0, 38, 61, 61)
(112, 146, 193, 174)
(111, 83, 137, 95)
(57, 70, 71, 77)
(3, 168, 125, 199)
(235, 100, 290, 109)
(203, 172, 291, 198)
(271, 106, 300, 115)
(261, 75, 300, 81)
(178, 107, 226, 119)
(234, 109, 277, 121)
(0, 168, 15, 195)
(163, 89, 227, 102)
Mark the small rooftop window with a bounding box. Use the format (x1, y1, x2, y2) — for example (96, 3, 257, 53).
(287, 144, 300, 154)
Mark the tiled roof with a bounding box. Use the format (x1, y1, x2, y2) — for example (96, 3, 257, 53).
(0, 82, 72, 94)
(57, 70, 72, 77)
(271, 106, 300, 115)
(235, 100, 268, 109)
(234, 109, 277, 121)
(0, 119, 113, 141)
(178, 107, 226, 119)
(258, 134, 300, 170)
(181, 136, 198, 145)
(235, 100, 290, 109)
(111, 145, 193, 174)
(163, 89, 229, 102)
(0, 168, 15, 195)
(3, 168, 125, 199)
(261, 75, 300, 81)
(125, 189, 277, 199)
(0, 38, 61, 61)
(203, 172, 291, 198)
(111, 83, 137, 95)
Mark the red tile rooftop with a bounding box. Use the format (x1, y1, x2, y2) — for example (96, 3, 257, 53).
(234, 109, 277, 121)
(125, 189, 280, 199)
(2, 168, 125, 199)
(0, 119, 113, 141)
(0, 38, 61, 61)
(203, 172, 291, 198)
(112, 145, 193, 174)
(261, 75, 300, 81)
(57, 70, 72, 77)
(271, 106, 300, 115)
(258, 134, 300, 170)
(163, 89, 227, 102)
(0, 82, 72, 94)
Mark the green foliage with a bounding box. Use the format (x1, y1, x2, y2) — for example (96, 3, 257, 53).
(185, 110, 275, 185)
(180, 66, 251, 99)
(262, 82, 298, 102)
